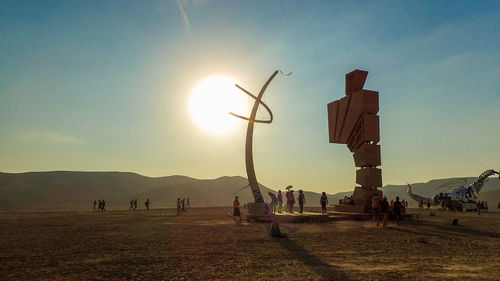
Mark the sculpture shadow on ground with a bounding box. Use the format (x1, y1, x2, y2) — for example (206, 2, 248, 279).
(411, 220, 500, 239)
(264, 224, 352, 281)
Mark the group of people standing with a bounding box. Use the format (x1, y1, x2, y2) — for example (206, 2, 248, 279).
(371, 194, 404, 227)
(268, 189, 308, 214)
(93, 200, 106, 212)
(176, 198, 190, 216)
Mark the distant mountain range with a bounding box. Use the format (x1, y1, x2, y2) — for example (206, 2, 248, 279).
(0, 171, 499, 211)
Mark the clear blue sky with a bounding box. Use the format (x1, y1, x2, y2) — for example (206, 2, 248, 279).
(1, 0, 499, 193)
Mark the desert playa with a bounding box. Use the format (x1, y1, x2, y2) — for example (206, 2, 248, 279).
(1, 207, 499, 280)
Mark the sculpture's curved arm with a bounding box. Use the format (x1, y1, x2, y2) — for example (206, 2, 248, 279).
(228, 85, 273, 124)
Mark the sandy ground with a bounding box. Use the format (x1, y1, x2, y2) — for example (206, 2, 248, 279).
(1, 207, 499, 280)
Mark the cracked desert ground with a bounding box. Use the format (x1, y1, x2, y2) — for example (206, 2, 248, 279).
(1, 207, 499, 280)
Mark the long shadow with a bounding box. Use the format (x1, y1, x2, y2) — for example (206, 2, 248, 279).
(410, 220, 500, 239)
(264, 224, 352, 281)
(390, 226, 447, 239)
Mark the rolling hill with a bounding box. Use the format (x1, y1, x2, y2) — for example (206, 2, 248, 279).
(0, 171, 499, 211)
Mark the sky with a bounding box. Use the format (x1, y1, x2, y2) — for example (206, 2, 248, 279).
(1, 0, 499, 194)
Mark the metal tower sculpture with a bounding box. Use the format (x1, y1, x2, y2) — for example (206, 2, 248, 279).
(230, 70, 279, 204)
(327, 69, 382, 212)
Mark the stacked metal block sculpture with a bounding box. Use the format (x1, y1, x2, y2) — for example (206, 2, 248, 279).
(328, 70, 382, 212)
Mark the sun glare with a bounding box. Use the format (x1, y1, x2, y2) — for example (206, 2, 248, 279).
(189, 75, 248, 134)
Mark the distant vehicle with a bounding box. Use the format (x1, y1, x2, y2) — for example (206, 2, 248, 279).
(407, 169, 499, 211)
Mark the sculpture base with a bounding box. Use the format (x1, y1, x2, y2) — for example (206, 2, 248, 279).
(247, 202, 267, 216)
(334, 186, 382, 214)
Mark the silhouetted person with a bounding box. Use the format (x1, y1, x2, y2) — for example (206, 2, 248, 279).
(98, 200, 102, 212)
(381, 197, 389, 227)
(320, 192, 328, 214)
(176, 198, 181, 216)
(277, 190, 283, 213)
(298, 190, 305, 214)
(129, 199, 134, 210)
(101, 200, 106, 211)
(477, 200, 481, 215)
(233, 196, 242, 222)
(371, 194, 381, 226)
(286, 190, 295, 213)
(426, 201, 431, 209)
(394, 197, 403, 225)
(268, 192, 277, 214)
(182, 198, 186, 212)
(133, 198, 138, 210)
(186, 198, 190, 208)
(93, 200, 97, 212)
(145, 198, 150, 210)
(419, 200, 423, 210)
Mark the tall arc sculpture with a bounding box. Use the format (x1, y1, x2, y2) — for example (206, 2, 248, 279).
(230, 70, 279, 214)
(327, 69, 383, 213)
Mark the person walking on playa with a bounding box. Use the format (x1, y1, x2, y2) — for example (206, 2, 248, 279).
(145, 198, 151, 210)
(129, 199, 134, 210)
(298, 190, 306, 214)
(133, 198, 138, 210)
(381, 196, 389, 227)
(233, 196, 242, 222)
(187, 198, 190, 208)
(277, 190, 283, 213)
(176, 198, 181, 216)
(393, 197, 403, 225)
(320, 192, 328, 214)
(101, 200, 106, 211)
(371, 194, 381, 226)
(268, 192, 278, 214)
(93, 200, 97, 212)
(182, 198, 186, 212)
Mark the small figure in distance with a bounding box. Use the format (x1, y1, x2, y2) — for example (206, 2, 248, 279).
(186, 198, 190, 209)
(381, 196, 389, 227)
(419, 199, 423, 210)
(426, 200, 431, 209)
(176, 198, 181, 216)
(298, 190, 306, 214)
(133, 198, 138, 210)
(93, 200, 97, 212)
(182, 198, 186, 212)
(320, 192, 328, 214)
(277, 190, 283, 213)
(233, 196, 242, 223)
(393, 196, 403, 225)
(101, 200, 106, 211)
(287, 190, 295, 213)
(129, 199, 134, 210)
(271, 220, 286, 238)
(268, 191, 278, 214)
(371, 194, 381, 226)
(145, 198, 150, 210)
(98, 200, 102, 212)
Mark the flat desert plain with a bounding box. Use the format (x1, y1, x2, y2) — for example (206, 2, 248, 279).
(1, 207, 499, 280)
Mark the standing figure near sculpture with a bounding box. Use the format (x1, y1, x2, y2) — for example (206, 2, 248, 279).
(129, 199, 134, 210)
(101, 200, 106, 211)
(186, 198, 190, 208)
(393, 197, 403, 225)
(268, 192, 278, 214)
(133, 198, 138, 210)
(182, 198, 186, 212)
(176, 198, 181, 216)
(277, 190, 283, 213)
(320, 192, 328, 214)
(298, 190, 306, 214)
(233, 196, 242, 222)
(381, 197, 389, 227)
(145, 198, 151, 210)
(93, 200, 97, 212)
(286, 190, 295, 213)
(371, 194, 381, 226)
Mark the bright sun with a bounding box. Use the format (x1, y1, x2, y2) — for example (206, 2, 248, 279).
(189, 75, 248, 134)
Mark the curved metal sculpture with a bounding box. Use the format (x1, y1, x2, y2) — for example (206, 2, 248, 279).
(230, 70, 279, 203)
